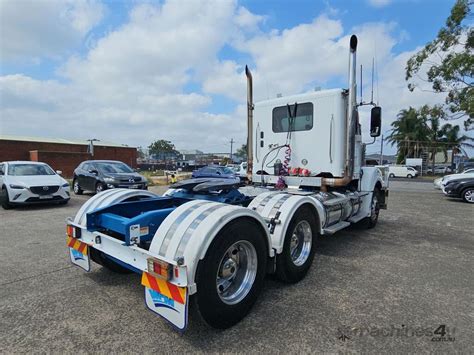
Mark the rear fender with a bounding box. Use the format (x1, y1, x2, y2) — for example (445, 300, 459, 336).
(73, 188, 158, 226)
(148, 200, 271, 294)
(248, 192, 325, 254)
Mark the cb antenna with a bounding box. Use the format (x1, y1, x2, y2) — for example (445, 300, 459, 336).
(371, 57, 375, 104)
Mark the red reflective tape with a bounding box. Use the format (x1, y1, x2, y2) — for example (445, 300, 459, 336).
(77, 242, 87, 254)
(167, 283, 184, 304)
(146, 273, 161, 293)
(68, 237, 76, 248)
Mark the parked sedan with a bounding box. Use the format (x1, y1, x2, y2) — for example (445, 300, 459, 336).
(73, 160, 147, 195)
(434, 168, 474, 189)
(442, 176, 474, 203)
(192, 166, 237, 179)
(0, 161, 70, 209)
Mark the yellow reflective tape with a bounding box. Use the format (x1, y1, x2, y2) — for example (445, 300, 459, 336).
(66, 235, 88, 255)
(178, 286, 186, 301)
(141, 272, 151, 289)
(156, 278, 173, 300)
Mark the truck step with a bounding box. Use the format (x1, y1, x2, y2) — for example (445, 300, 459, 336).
(323, 221, 350, 235)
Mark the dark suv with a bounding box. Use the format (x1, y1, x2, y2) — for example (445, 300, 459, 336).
(73, 160, 147, 194)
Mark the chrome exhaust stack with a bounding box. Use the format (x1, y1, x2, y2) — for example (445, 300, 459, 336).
(322, 35, 358, 190)
(245, 65, 254, 181)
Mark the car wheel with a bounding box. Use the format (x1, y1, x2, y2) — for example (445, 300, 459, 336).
(276, 205, 318, 283)
(1, 186, 12, 210)
(73, 179, 83, 195)
(95, 182, 105, 194)
(389, 173, 395, 178)
(194, 219, 267, 329)
(461, 188, 474, 204)
(407, 174, 413, 178)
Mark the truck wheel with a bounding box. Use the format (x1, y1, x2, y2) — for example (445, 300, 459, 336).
(462, 188, 474, 203)
(407, 174, 413, 178)
(361, 188, 380, 229)
(275, 205, 318, 283)
(195, 219, 267, 329)
(389, 173, 395, 178)
(73, 179, 83, 195)
(1, 186, 12, 210)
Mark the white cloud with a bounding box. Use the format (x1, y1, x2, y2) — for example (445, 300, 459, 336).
(0, 0, 105, 62)
(368, 0, 392, 8)
(0, 0, 462, 155)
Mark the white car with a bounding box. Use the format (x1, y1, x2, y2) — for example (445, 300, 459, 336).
(434, 168, 474, 190)
(0, 161, 70, 209)
(388, 165, 418, 178)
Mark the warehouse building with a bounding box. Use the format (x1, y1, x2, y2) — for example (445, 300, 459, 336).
(0, 135, 137, 178)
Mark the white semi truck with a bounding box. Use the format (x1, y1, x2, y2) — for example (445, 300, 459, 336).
(66, 35, 388, 331)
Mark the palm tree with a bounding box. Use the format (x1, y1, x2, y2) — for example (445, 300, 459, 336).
(441, 123, 474, 167)
(387, 107, 430, 163)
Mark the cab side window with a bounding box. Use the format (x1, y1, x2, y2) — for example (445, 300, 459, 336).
(0, 164, 4, 175)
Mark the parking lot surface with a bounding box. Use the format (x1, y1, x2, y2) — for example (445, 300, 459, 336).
(1, 182, 472, 353)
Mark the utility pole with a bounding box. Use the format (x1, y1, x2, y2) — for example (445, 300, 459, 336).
(230, 138, 235, 162)
(379, 134, 384, 165)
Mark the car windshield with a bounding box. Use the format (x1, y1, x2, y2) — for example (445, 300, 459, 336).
(220, 167, 234, 174)
(8, 164, 55, 176)
(97, 162, 133, 174)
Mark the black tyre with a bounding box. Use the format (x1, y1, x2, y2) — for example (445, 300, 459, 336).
(195, 218, 267, 329)
(389, 173, 395, 178)
(461, 188, 474, 204)
(73, 179, 83, 195)
(361, 188, 380, 229)
(407, 174, 413, 178)
(95, 182, 105, 194)
(275, 205, 318, 283)
(1, 186, 12, 210)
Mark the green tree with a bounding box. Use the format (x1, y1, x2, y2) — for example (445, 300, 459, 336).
(148, 140, 178, 157)
(386, 107, 431, 163)
(405, 0, 474, 130)
(440, 123, 474, 162)
(234, 144, 247, 159)
(148, 140, 178, 168)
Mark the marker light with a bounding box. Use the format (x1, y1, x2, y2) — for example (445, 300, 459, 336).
(147, 258, 172, 280)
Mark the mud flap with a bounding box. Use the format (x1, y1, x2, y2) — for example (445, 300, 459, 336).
(67, 235, 90, 272)
(142, 272, 188, 331)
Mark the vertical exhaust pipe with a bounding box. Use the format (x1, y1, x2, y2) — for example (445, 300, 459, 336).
(346, 34, 358, 179)
(322, 34, 358, 190)
(245, 65, 253, 181)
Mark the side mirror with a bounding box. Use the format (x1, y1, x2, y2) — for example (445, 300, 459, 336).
(216, 171, 221, 175)
(56, 170, 62, 175)
(370, 106, 382, 137)
(89, 169, 98, 175)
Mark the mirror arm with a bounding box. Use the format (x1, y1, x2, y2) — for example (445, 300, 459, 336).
(365, 137, 377, 145)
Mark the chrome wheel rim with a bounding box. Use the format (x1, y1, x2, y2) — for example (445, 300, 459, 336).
(465, 190, 474, 203)
(289, 220, 312, 266)
(73, 181, 80, 193)
(371, 194, 379, 222)
(96, 184, 103, 193)
(216, 240, 257, 305)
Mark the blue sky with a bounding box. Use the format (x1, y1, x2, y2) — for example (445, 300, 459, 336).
(0, 0, 467, 156)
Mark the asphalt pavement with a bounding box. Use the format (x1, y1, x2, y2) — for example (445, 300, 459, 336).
(0, 181, 472, 353)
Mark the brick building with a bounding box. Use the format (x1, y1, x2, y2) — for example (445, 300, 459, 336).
(0, 135, 137, 178)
